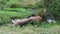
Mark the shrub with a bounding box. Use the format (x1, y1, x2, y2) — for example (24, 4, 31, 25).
(44, 0, 60, 20)
(0, 9, 33, 24)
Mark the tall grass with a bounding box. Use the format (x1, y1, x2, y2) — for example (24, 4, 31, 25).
(0, 21, 60, 34)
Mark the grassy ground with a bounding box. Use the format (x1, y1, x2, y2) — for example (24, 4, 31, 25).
(0, 21, 60, 34)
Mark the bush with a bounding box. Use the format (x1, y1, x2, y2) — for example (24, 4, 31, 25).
(0, 9, 33, 24)
(44, 0, 60, 20)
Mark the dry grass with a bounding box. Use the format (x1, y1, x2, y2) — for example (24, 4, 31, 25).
(0, 23, 60, 34)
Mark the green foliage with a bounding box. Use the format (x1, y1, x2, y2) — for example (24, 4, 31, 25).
(4, 8, 27, 11)
(0, 0, 60, 25)
(35, 8, 46, 16)
(3, 0, 44, 8)
(44, 0, 60, 19)
(0, 9, 33, 24)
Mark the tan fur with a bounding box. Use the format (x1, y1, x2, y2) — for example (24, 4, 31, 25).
(29, 16, 42, 21)
(12, 16, 42, 26)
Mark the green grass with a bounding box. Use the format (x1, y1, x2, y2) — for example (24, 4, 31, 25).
(0, 10, 33, 24)
(0, 21, 60, 34)
(0, 10, 33, 18)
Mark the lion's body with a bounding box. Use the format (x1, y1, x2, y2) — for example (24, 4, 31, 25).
(12, 16, 42, 26)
